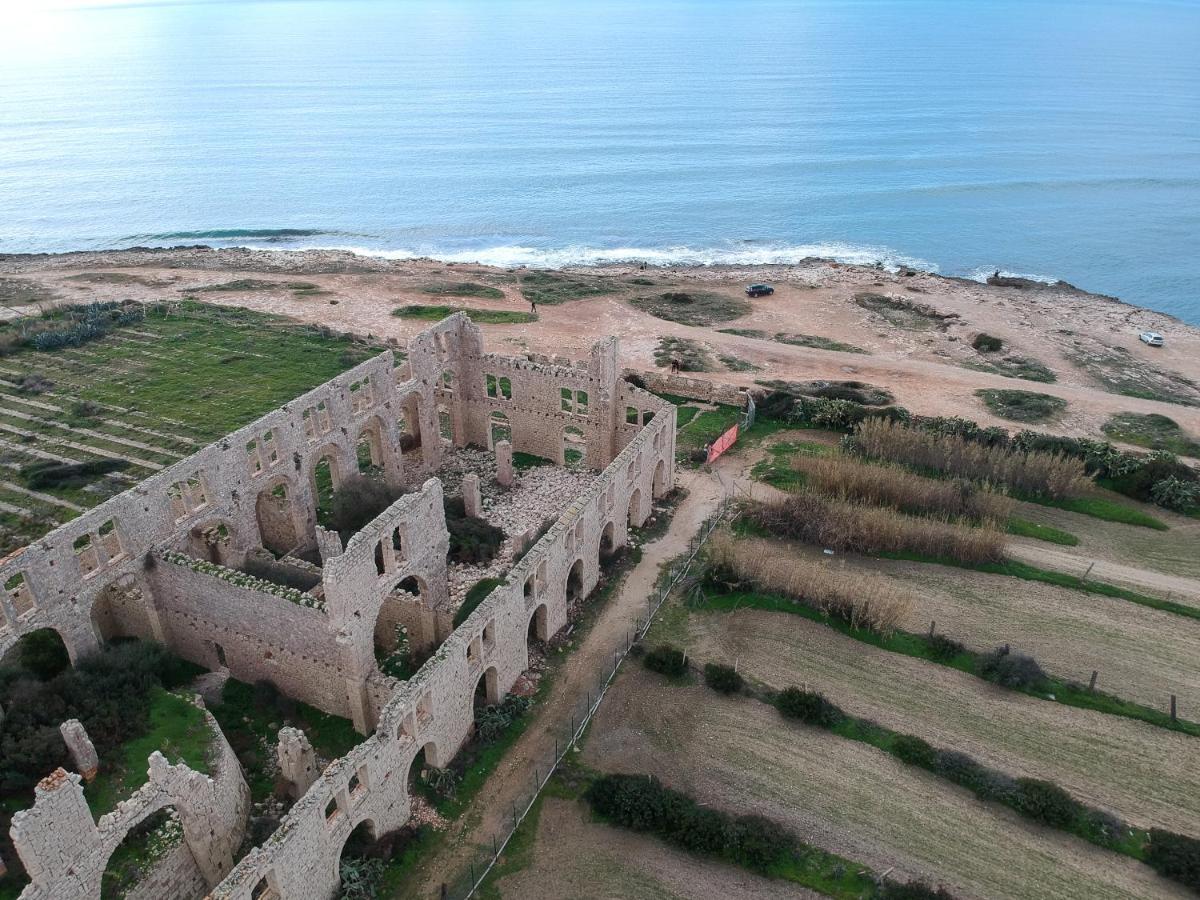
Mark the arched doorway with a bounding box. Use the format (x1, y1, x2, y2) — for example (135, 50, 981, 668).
(0, 627, 70, 680)
(335, 818, 379, 896)
(628, 488, 643, 528)
(599, 521, 616, 567)
(90, 578, 155, 645)
(653, 458, 669, 497)
(255, 479, 300, 557)
(565, 558, 584, 605)
(356, 419, 386, 478)
(311, 452, 341, 526)
(473, 665, 500, 708)
(527, 604, 549, 646)
(374, 576, 425, 680)
(488, 412, 511, 450)
(102, 805, 202, 899)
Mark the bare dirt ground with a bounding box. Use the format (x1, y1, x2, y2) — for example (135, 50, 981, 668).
(677, 608, 1200, 835)
(400, 453, 742, 898)
(491, 798, 817, 900)
(583, 669, 1189, 900)
(1008, 540, 1200, 605)
(4, 247, 1200, 448)
(810, 548, 1200, 711)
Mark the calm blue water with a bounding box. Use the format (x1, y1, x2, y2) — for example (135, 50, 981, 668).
(1, 0, 1198, 321)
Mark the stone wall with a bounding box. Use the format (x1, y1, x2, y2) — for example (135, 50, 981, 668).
(625, 368, 750, 407)
(10, 705, 249, 900)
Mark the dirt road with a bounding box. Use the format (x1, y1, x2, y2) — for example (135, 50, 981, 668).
(407, 457, 737, 897)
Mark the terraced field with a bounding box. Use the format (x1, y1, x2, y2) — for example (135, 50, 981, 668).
(583, 669, 1190, 900)
(0, 302, 378, 555)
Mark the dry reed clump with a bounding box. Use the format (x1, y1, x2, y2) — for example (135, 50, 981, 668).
(789, 453, 1015, 522)
(707, 532, 913, 635)
(742, 492, 1007, 565)
(853, 419, 1087, 499)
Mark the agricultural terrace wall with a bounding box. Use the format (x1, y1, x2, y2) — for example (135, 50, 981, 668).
(1, 313, 676, 900)
(10, 707, 250, 900)
(626, 368, 750, 407)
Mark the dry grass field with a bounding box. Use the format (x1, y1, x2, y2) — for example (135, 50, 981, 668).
(760, 540, 1200, 711)
(491, 798, 818, 900)
(582, 669, 1189, 900)
(675, 608, 1200, 835)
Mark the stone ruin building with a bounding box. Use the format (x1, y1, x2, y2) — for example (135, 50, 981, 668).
(0, 312, 676, 900)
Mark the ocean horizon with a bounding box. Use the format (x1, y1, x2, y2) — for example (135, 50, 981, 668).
(1, 0, 1198, 321)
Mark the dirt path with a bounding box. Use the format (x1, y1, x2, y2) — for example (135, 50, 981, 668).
(406, 458, 737, 897)
(1007, 540, 1200, 607)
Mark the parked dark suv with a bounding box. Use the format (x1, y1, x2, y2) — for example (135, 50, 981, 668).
(745, 283, 774, 297)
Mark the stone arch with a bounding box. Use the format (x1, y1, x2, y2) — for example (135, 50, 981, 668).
(0, 626, 70, 678)
(527, 603, 549, 645)
(628, 488, 644, 528)
(399, 392, 425, 470)
(355, 416, 387, 476)
(565, 557, 585, 605)
(335, 817, 379, 886)
(488, 411, 511, 450)
(255, 476, 302, 556)
(653, 458, 669, 498)
(104, 804, 204, 899)
(473, 664, 500, 708)
(90, 576, 156, 645)
(372, 575, 426, 678)
(599, 520, 616, 564)
(310, 445, 344, 519)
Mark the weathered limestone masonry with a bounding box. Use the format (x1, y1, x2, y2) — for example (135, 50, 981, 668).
(0, 313, 676, 900)
(625, 367, 749, 407)
(11, 707, 250, 900)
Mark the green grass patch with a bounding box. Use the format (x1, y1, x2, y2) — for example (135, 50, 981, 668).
(1006, 518, 1079, 546)
(1102, 412, 1200, 458)
(630, 290, 751, 326)
(676, 404, 741, 453)
(85, 689, 211, 818)
(512, 451, 554, 469)
(696, 590, 1200, 737)
(773, 332, 869, 354)
(393, 304, 535, 325)
(190, 279, 317, 293)
(718, 353, 760, 373)
(1027, 492, 1168, 530)
(976, 388, 1067, 423)
(519, 272, 615, 305)
(716, 327, 768, 339)
(674, 405, 700, 428)
(417, 281, 506, 300)
(964, 355, 1057, 383)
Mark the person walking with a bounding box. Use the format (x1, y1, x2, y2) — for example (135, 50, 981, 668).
(530, 299, 537, 315)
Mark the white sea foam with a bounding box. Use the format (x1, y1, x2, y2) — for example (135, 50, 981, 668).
(965, 267, 1059, 285)
(265, 241, 937, 273)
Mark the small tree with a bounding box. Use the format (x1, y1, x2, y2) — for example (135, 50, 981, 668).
(703, 662, 743, 694)
(776, 687, 843, 727)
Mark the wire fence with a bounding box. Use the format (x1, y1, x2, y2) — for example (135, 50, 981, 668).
(442, 492, 733, 899)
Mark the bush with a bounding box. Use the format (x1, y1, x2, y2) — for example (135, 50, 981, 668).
(973, 333, 1004, 352)
(702, 662, 743, 694)
(1146, 829, 1200, 891)
(1013, 778, 1081, 828)
(976, 389, 1067, 424)
(707, 532, 914, 636)
(444, 496, 505, 564)
(879, 880, 959, 900)
(927, 633, 966, 662)
(1150, 476, 1200, 511)
(776, 687, 843, 727)
(328, 475, 404, 537)
(474, 694, 532, 743)
(643, 644, 687, 677)
(16, 629, 70, 681)
(727, 813, 792, 871)
(978, 646, 1046, 690)
(788, 453, 1013, 523)
(742, 491, 1007, 566)
(891, 734, 937, 769)
(855, 419, 1087, 499)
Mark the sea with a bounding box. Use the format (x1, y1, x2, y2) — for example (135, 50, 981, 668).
(1, 0, 1198, 322)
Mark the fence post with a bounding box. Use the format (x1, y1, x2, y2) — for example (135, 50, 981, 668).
(928, 620, 936, 638)
(1088, 670, 1098, 692)
(1170, 694, 1177, 721)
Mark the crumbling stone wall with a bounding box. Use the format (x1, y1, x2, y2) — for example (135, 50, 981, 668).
(1, 313, 677, 900)
(10, 706, 249, 900)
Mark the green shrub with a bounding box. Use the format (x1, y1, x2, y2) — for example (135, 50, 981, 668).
(879, 880, 958, 900)
(1146, 829, 1200, 891)
(702, 662, 743, 694)
(978, 646, 1046, 690)
(1013, 778, 1082, 828)
(776, 687, 843, 727)
(891, 734, 937, 769)
(474, 694, 532, 743)
(643, 644, 687, 677)
(1150, 476, 1200, 511)
(976, 389, 1067, 423)
(972, 333, 1003, 352)
(329, 475, 404, 537)
(727, 813, 793, 871)
(453, 577, 506, 627)
(927, 633, 966, 662)
(444, 496, 505, 564)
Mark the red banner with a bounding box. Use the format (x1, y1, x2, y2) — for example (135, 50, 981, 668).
(706, 423, 739, 464)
